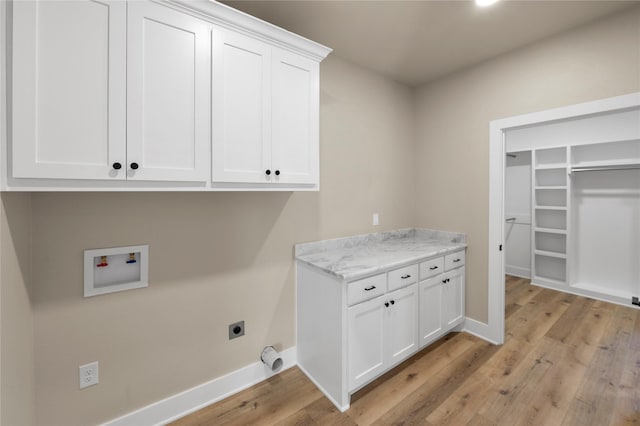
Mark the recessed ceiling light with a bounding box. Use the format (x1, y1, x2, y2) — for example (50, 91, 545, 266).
(476, 0, 500, 6)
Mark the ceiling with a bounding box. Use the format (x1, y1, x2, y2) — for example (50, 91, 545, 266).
(221, 0, 638, 87)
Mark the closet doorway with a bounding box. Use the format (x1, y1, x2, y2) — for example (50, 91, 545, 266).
(504, 151, 531, 280)
(486, 92, 640, 344)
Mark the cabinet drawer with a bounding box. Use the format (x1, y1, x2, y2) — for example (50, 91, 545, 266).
(388, 264, 419, 292)
(444, 250, 465, 271)
(419, 257, 444, 279)
(347, 274, 386, 306)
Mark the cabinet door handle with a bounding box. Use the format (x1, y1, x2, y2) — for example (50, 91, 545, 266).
(429, 266, 438, 270)
(130, 162, 139, 170)
(401, 274, 411, 279)
(442, 279, 447, 284)
(112, 162, 122, 170)
(453, 259, 461, 263)
(265, 169, 271, 176)
(384, 302, 390, 308)
(364, 285, 376, 291)
(275, 170, 280, 176)
(390, 300, 395, 305)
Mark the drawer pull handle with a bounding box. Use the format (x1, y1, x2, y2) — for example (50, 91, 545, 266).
(453, 259, 461, 263)
(364, 285, 376, 291)
(429, 266, 438, 270)
(401, 274, 411, 279)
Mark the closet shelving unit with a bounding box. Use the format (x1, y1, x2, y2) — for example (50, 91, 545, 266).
(531, 147, 569, 286)
(529, 139, 640, 306)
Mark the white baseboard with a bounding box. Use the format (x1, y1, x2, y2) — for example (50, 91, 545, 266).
(463, 317, 501, 345)
(505, 265, 530, 279)
(102, 347, 297, 426)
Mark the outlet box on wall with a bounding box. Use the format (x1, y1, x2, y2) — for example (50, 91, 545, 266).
(79, 361, 99, 389)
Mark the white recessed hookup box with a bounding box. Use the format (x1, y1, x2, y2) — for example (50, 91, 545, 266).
(83, 245, 149, 297)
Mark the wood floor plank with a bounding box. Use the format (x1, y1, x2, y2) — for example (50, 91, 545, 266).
(474, 336, 535, 382)
(425, 376, 496, 426)
(507, 291, 570, 345)
(346, 332, 476, 425)
(556, 300, 616, 367)
(561, 306, 636, 426)
(172, 368, 322, 426)
(273, 408, 316, 426)
(478, 336, 565, 425)
(545, 296, 596, 344)
(372, 339, 500, 425)
(513, 343, 586, 426)
(608, 309, 640, 426)
(172, 276, 640, 426)
(507, 278, 544, 307)
(303, 397, 358, 426)
(465, 413, 498, 426)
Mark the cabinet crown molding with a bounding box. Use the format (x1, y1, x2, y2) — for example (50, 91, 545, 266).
(164, 0, 333, 62)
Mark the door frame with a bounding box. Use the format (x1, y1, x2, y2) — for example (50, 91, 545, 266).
(486, 91, 640, 344)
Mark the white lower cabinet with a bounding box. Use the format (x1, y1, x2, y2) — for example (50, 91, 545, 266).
(444, 267, 465, 327)
(419, 265, 465, 348)
(348, 284, 418, 391)
(297, 248, 466, 412)
(419, 276, 443, 347)
(348, 294, 386, 390)
(385, 284, 420, 367)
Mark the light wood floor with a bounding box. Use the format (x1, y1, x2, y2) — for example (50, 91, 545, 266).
(172, 276, 640, 425)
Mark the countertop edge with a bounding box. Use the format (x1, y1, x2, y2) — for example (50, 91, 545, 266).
(296, 243, 467, 282)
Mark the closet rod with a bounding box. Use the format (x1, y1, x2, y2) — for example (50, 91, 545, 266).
(572, 164, 640, 172)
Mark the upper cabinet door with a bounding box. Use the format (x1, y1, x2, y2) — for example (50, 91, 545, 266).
(127, 1, 210, 182)
(211, 28, 271, 184)
(271, 48, 319, 185)
(12, 0, 127, 180)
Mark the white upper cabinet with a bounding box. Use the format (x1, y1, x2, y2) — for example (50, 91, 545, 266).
(6, 0, 331, 191)
(12, 0, 126, 180)
(271, 49, 319, 185)
(127, 1, 210, 182)
(212, 35, 320, 187)
(212, 28, 271, 183)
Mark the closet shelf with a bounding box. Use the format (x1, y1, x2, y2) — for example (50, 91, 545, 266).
(535, 164, 567, 170)
(535, 186, 567, 190)
(535, 227, 567, 235)
(534, 250, 567, 259)
(535, 205, 567, 211)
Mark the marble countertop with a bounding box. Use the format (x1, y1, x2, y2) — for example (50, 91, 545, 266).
(295, 228, 466, 281)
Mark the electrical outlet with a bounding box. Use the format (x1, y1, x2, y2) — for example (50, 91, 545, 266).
(229, 321, 245, 340)
(373, 213, 379, 226)
(79, 361, 99, 389)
